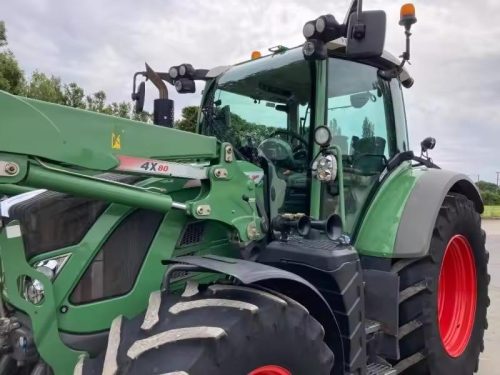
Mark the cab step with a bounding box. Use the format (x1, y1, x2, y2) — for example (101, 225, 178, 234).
(365, 319, 382, 335)
(367, 362, 397, 375)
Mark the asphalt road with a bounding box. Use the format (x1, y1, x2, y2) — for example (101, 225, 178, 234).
(479, 220, 500, 374)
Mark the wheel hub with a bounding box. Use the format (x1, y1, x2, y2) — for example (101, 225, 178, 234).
(437, 234, 477, 357)
(249, 365, 292, 375)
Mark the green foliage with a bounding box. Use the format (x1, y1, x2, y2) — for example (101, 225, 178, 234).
(176, 105, 277, 145)
(362, 117, 375, 138)
(86, 90, 107, 113)
(132, 111, 152, 123)
(476, 180, 500, 205)
(228, 112, 276, 146)
(0, 21, 7, 47)
(0, 22, 25, 95)
(0, 50, 25, 95)
(26, 71, 65, 104)
(175, 106, 199, 132)
(63, 82, 86, 109)
(483, 206, 500, 219)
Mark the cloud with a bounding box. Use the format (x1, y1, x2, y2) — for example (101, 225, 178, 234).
(3, 0, 500, 182)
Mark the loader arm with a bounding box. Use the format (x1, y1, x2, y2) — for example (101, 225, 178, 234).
(0, 90, 264, 242)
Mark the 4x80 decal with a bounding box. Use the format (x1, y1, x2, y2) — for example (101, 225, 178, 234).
(140, 162, 169, 173)
(116, 155, 207, 179)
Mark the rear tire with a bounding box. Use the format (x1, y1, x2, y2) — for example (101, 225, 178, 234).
(394, 193, 489, 374)
(80, 284, 334, 375)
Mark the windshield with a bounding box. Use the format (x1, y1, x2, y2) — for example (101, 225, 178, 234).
(200, 48, 313, 213)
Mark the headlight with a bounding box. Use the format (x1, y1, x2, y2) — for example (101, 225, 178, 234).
(315, 17, 326, 33)
(168, 66, 179, 79)
(303, 21, 316, 39)
(312, 154, 337, 182)
(314, 126, 332, 147)
(24, 278, 45, 305)
(23, 254, 70, 305)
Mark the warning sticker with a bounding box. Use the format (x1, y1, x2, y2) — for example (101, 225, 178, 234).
(111, 132, 121, 150)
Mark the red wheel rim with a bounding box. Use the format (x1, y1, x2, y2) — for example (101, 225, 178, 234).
(437, 234, 477, 357)
(249, 365, 291, 375)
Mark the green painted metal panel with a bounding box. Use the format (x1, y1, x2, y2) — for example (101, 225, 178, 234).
(25, 164, 174, 212)
(0, 91, 217, 170)
(0, 183, 33, 195)
(0, 221, 84, 374)
(354, 162, 425, 257)
(310, 60, 327, 219)
(0, 176, 235, 373)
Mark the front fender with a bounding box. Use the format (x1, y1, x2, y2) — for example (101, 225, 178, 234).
(355, 165, 482, 258)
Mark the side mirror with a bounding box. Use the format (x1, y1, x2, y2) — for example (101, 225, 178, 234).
(131, 81, 145, 113)
(421, 137, 436, 154)
(346, 10, 386, 58)
(350, 92, 375, 108)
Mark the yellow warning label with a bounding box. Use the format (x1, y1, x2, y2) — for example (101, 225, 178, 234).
(111, 132, 121, 150)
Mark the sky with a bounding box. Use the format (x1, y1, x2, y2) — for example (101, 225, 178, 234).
(2, 0, 500, 183)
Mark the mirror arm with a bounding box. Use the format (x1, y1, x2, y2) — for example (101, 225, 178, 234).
(145, 63, 168, 99)
(356, 0, 363, 17)
(132, 71, 146, 96)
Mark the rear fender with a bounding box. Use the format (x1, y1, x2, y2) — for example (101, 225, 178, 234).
(393, 169, 482, 258)
(356, 166, 482, 258)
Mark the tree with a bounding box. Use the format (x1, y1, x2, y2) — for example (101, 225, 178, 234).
(477, 180, 499, 193)
(362, 117, 375, 138)
(86, 90, 107, 113)
(108, 102, 131, 119)
(26, 71, 65, 104)
(0, 21, 25, 95)
(63, 82, 86, 108)
(132, 110, 152, 123)
(0, 21, 7, 48)
(476, 180, 500, 205)
(175, 106, 199, 132)
(330, 118, 341, 136)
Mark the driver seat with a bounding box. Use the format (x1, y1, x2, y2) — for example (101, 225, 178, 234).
(352, 137, 386, 174)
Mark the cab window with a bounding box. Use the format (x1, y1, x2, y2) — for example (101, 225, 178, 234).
(325, 58, 396, 233)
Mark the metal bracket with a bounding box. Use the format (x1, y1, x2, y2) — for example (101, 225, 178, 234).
(0, 161, 19, 177)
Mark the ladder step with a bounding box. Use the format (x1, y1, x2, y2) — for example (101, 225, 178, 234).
(365, 319, 382, 335)
(367, 363, 397, 375)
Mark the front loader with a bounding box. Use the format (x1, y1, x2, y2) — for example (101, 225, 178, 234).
(0, 1, 489, 374)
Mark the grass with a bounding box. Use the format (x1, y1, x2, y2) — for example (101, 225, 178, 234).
(483, 205, 500, 219)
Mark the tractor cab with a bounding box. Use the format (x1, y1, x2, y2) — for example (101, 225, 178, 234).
(131, 0, 418, 238)
(198, 43, 412, 235)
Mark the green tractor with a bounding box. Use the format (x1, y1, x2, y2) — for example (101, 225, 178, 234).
(0, 1, 489, 374)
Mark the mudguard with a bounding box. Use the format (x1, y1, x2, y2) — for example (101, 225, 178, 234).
(356, 165, 482, 258)
(394, 169, 482, 258)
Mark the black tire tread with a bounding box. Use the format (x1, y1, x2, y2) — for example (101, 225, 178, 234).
(393, 193, 489, 374)
(81, 284, 334, 375)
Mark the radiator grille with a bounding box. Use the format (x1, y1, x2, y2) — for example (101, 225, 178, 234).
(179, 221, 205, 247)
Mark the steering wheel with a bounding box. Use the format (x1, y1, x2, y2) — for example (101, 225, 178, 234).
(269, 129, 308, 147)
(269, 129, 308, 161)
(258, 138, 296, 170)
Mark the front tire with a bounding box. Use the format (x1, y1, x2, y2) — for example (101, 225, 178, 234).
(81, 284, 334, 375)
(394, 193, 489, 374)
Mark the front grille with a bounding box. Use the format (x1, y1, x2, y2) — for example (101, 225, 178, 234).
(179, 221, 205, 247)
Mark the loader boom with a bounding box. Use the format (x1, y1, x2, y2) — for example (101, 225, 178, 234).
(0, 91, 264, 242)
